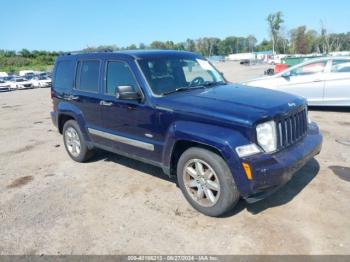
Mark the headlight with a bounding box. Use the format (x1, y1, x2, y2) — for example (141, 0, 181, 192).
(306, 107, 312, 124)
(256, 120, 277, 153)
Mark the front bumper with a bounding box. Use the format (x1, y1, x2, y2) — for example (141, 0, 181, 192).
(0, 86, 10, 92)
(240, 122, 322, 203)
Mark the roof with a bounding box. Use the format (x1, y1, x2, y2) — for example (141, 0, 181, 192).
(59, 49, 201, 60)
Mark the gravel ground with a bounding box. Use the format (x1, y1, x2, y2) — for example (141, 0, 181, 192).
(0, 61, 349, 255)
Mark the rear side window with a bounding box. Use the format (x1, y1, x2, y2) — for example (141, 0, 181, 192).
(76, 60, 100, 92)
(106, 61, 138, 95)
(54, 60, 75, 90)
(291, 61, 327, 76)
(331, 60, 350, 73)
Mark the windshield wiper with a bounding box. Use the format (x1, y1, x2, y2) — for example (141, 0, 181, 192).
(200, 81, 227, 87)
(161, 86, 204, 96)
(161, 81, 227, 96)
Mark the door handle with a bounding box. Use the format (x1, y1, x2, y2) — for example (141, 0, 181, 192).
(312, 79, 322, 82)
(100, 100, 113, 106)
(67, 95, 79, 101)
(64, 95, 79, 101)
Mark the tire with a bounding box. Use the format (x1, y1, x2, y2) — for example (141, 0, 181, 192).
(62, 120, 94, 162)
(177, 147, 240, 217)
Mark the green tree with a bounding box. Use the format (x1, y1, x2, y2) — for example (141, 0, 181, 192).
(185, 39, 196, 52)
(150, 41, 166, 49)
(127, 44, 137, 50)
(290, 26, 309, 54)
(256, 39, 272, 51)
(267, 11, 284, 54)
(18, 49, 32, 58)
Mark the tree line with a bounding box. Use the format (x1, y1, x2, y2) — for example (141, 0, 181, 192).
(1, 11, 350, 72)
(0, 50, 59, 73)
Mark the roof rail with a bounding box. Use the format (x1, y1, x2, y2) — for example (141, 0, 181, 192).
(59, 50, 113, 56)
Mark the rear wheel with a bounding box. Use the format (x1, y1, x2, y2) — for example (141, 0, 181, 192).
(63, 120, 94, 162)
(177, 147, 240, 217)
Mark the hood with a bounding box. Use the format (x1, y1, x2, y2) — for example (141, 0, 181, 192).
(156, 83, 305, 126)
(16, 80, 31, 85)
(241, 75, 276, 85)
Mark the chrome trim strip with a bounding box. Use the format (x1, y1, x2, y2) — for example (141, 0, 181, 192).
(155, 106, 174, 112)
(88, 128, 154, 151)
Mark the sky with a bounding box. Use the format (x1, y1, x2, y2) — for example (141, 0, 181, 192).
(1, 0, 350, 51)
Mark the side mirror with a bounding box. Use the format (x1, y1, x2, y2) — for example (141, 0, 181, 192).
(116, 85, 141, 101)
(281, 71, 291, 78)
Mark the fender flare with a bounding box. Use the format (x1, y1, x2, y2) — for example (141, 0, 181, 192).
(57, 102, 91, 142)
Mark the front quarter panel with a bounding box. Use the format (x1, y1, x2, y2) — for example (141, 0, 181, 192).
(162, 121, 254, 194)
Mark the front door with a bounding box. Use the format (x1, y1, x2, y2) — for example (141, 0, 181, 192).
(92, 60, 161, 163)
(275, 60, 327, 105)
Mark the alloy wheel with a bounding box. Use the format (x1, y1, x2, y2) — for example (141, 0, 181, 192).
(65, 127, 81, 157)
(182, 159, 221, 207)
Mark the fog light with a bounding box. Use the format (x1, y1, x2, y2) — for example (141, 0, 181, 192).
(242, 162, 253, 180)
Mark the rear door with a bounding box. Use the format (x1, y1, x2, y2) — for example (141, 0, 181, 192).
(324, 59, 350, 106)
(274, 60, 327, 105)
(71, 59, 104, 134)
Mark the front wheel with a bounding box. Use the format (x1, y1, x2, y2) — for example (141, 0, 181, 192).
(177, 147, 240, 217)
(63, 120, 94, 162)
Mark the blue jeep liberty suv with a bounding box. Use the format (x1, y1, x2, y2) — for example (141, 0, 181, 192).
(51, 50, 322, 216)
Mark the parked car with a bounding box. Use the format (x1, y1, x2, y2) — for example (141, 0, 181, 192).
(240, 59, 250, 65)
(243, 56, 350, 106)
(9, 77, 33, 90)
(0, 72, 9, 78)
(51, 50, 322, 216)
(19, 70, 35, 77)
(31, 75, 52, 88)
(0, 79, 10, 92)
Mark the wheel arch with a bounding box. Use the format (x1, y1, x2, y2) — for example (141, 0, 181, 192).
(56, 102, 91, 142)
(169, 140, 224, 177)
(58, 114, 75, 134)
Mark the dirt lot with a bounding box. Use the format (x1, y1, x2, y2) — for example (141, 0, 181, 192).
(0, 62, 349, 255)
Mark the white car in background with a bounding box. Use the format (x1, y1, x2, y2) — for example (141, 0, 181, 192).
(243, 56, 350, 106)
(31, 75, 52, 88)
(0, 79, 11, 92)
(9, 77, 33, 90)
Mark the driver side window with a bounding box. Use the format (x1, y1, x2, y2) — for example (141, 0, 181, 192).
(290, 61, 327, 76)
(106, 61, 138, 96)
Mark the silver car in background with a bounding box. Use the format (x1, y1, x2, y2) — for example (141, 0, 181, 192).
(0, 79, 11, 92)
(243, 57, 350, 106)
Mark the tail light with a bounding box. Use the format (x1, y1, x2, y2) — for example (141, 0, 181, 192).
(50, 90, 54, 111)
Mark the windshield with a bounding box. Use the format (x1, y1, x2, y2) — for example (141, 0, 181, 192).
(138, 56, 225, 95)
(37, 76, 48, 80)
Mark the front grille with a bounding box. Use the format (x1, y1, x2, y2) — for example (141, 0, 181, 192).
(24, 84, 31, 87)
(276, 107, 308, 149)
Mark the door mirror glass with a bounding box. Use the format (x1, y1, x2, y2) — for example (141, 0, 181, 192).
(116, 85, 140, 101)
